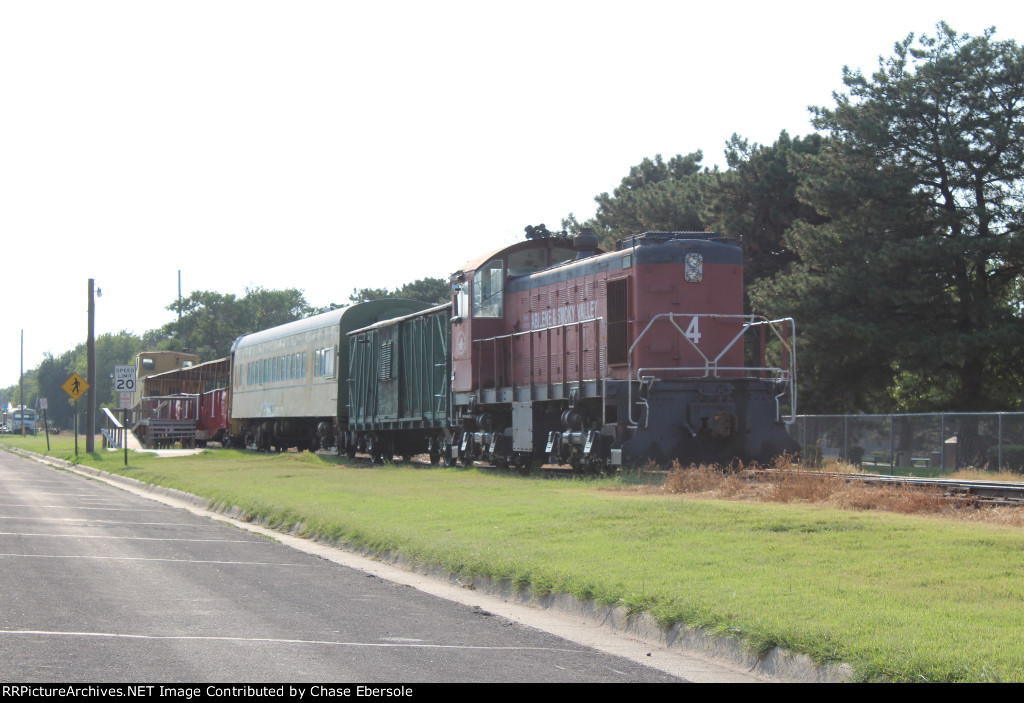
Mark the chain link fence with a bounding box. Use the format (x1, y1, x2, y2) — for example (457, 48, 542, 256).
(790, 413, 1024, 474)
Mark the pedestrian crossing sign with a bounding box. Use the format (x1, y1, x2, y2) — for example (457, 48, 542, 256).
(62, 373, 89, 401)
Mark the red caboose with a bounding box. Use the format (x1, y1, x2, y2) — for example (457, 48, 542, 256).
(133, 357, 231, 448)
(446, 230, 797, 470)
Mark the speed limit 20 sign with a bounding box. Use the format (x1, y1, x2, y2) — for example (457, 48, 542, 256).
(114, 365, 137, 408)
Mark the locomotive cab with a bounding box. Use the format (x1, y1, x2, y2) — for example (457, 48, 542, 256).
(450, 235, 579, 396)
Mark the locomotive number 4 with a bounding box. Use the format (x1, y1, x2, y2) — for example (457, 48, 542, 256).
(685, 316, 702, 345)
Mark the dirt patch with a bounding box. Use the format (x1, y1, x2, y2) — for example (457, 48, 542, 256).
(633, 460, 1024, 528)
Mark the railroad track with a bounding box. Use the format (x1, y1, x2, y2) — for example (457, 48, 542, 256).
(847, 472, 1024, 507)
(745, 468, 1024, 507)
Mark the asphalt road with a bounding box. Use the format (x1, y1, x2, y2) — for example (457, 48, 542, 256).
(0, 449, 700, 683)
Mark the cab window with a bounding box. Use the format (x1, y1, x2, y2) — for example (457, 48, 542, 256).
(472, 259, 504, 318)
(507, 246, 575, 276)
(453, 282, 469, 319)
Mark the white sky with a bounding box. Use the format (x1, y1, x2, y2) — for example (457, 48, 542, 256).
(2, 1, 1021, 388)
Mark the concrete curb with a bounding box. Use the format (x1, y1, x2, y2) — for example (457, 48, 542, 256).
(5, 446, 853, 682)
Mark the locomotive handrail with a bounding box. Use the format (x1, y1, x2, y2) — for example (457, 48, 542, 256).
(626, 314, 797, 428)
(470, 316, 608, 423)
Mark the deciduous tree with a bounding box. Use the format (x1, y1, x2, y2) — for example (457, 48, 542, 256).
(349, 277, 449, 306)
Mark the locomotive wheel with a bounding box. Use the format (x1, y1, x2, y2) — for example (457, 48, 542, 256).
(567, 450, 583, 473)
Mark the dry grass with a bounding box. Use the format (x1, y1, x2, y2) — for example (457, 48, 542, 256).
(652, 457, 1024, 527)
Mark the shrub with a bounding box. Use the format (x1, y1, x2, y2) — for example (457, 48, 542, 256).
(802, 445, 822, 468)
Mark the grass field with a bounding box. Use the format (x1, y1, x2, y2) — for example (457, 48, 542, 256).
(3, 434, 1024, 682)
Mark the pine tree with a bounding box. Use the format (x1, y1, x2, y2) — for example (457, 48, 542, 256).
(754, 23, 1024, 412)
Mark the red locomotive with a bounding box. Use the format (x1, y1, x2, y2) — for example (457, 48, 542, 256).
(440, 229, 798, 470)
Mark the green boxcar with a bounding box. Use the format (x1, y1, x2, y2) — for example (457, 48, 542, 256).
(347, 303, 452, 463)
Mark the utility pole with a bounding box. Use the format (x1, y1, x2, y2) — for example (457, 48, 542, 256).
(19, 330, 24, 436)
(86, 279, 96, 453)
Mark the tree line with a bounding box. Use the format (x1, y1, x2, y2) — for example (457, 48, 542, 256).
(565, 23, 1024, 414)
(5, 23, 1021, 424)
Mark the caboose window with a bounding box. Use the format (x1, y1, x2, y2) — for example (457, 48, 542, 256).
(473, 260, 504, 318)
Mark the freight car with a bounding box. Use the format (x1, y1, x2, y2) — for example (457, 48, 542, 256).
(347, 303, 452, 463)
(346, 230, 799, 471)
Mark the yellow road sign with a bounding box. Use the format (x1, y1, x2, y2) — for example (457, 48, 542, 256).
(62, 373, 89, 401)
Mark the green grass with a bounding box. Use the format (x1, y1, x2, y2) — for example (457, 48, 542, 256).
(4, 435, 1024, 682)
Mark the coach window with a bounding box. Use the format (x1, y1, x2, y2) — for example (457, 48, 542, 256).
(472, 259, 504, 318)
(319, 347, 336, 378)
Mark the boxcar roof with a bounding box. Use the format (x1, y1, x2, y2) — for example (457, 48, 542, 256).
(347, 302, 452, 336)
(230, 299, 433, 352)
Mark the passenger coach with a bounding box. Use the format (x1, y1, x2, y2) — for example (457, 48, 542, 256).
(228, 299, 429, 452)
